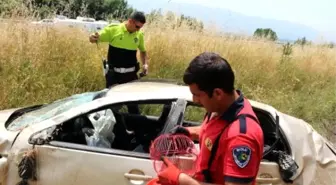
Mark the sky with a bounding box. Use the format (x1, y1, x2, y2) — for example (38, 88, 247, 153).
(131, 0, 336, 38)
(172, 0, 336, 33)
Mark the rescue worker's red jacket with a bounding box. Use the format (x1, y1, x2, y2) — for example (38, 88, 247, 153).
(193, 90, 264, 185)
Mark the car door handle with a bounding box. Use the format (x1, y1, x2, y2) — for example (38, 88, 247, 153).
(257, 177, 280, 184)
(124, 173, 153, 181)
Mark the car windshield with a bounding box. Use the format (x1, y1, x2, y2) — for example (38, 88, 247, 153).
(6, 90, 106, 131)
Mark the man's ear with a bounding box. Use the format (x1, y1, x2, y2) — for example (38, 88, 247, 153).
(213, 88, 224, 99)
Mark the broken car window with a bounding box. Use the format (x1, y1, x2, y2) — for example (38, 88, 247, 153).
(6, 90, 107, 131)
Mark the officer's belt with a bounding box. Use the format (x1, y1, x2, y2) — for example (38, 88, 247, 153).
(112, 66, 135, 73)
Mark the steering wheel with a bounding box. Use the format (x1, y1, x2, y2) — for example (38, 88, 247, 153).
(159, 99, 188, 135)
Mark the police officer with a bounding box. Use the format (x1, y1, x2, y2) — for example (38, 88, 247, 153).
(89, 11, 149, 114)
(158, 52, 264, 185)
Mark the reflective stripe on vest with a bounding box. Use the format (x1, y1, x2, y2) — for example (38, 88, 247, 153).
(113, 66, 135, 73)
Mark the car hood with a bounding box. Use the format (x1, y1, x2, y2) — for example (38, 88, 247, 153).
(278, 112, 336, 185)
(0, 108, 22, 184)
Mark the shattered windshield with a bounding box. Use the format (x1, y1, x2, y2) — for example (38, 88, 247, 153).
(6, 90, 106, 131)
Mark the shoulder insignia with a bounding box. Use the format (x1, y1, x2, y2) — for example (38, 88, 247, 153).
(232, 146, 251, 168)
(204, 137, 213, 151)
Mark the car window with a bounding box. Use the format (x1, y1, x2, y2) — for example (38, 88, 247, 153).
(44, 99, 177, 154)
(116, 103, 167, 118)
(6, 90, 106, 131)
(184, 103, 206, 124)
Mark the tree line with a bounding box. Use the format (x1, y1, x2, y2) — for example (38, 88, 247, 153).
(2, 0, 333, 47)
(0, 0, 205, 31)
(0, 0, 136, 21)
(253, 28, 334, 48)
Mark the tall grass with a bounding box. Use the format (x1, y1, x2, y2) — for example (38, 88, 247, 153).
(0, 15, 335, 139)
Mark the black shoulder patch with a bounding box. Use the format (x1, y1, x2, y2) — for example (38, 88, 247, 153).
(238, 115, 247, 134)
(236, 114, 259, 134)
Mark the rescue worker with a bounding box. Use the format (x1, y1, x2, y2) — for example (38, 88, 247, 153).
(159, 52, 264, 185)
(89, 11, 149, 114)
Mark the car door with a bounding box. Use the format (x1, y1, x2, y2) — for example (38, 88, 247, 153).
(32, 142, 157, 185)
(9, 99, 190, 185)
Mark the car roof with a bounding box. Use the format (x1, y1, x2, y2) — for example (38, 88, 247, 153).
(104, 80, 276, 114)
(105, 80, 192, 101)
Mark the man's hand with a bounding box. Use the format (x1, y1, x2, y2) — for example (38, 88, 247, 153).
(169, 126, 201, 141)
(158, 157, 181, 185)
(142, 63, 149, 75)
(169, 126, 191, 138)
(89, 32, 99, 43)
(140, 51, 148, 75)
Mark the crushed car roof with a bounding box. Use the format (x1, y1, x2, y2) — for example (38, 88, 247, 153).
(104, 80, 277, 113)
(106, 81, 192, 100)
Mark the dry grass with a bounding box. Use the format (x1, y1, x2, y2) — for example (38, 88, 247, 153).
(0, 20, 104, 107)
(0, 16, 335, 139)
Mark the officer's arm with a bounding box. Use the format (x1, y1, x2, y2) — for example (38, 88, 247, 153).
(138, 32, 148, 65)
(222, 135, 261, 185)
(139, 51, 148, 66)
(96, 25, 114, 43)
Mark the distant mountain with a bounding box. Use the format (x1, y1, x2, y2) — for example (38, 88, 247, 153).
(127, 0, 327, 42)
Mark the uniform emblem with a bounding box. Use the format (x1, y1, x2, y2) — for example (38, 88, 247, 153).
(204, 137, 212, 151)
(134, 38, 138, 43)
(232, 146, 251, 168)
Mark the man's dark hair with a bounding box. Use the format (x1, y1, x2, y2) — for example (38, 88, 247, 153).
(130, 11, 146, 24)
(183, 52, 235, 96)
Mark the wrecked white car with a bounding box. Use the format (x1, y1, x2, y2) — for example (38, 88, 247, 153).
(0, 80, 335, 185)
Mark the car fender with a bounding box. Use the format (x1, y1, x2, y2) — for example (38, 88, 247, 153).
(279, 112, 336, 185)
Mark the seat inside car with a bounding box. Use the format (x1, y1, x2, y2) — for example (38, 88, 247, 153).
(111, 108, 137, 150)
(158, 103, 172, 125)
(132, 103, 173, 153)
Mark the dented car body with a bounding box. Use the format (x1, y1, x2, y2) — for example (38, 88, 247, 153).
(0, 80, 335, 185)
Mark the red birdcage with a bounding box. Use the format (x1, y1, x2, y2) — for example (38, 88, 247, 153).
(147, 134, 199, 185)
